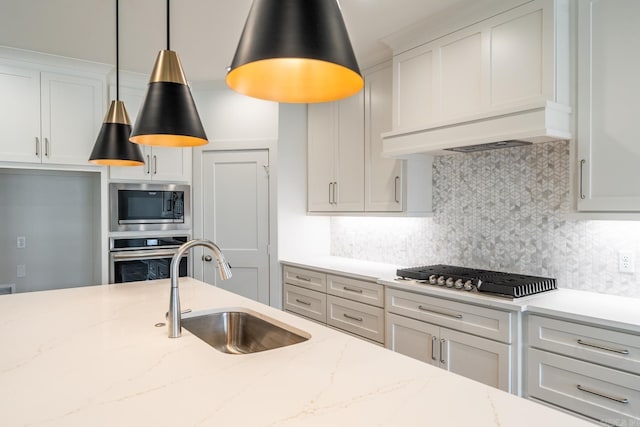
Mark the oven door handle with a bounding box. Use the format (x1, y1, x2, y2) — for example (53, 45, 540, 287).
(111, 249, 186, 261)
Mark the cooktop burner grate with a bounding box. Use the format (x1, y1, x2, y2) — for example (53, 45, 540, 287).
(395, 264, 556, 298)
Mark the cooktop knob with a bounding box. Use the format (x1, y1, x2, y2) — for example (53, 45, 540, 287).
(429, 274, 437, 285)
(463, 280, 474, 291)
(445, 277, 455, 288)
(454, 279, 464, 289)
(437, 276, 446, 286)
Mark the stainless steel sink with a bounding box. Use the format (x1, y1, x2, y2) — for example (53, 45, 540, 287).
(181, 310, 310, 354)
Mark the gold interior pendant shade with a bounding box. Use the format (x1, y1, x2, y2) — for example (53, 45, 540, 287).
(88, 0, 144, 166)
(129, 0, 207, 147)
(226, 0, 364, 103)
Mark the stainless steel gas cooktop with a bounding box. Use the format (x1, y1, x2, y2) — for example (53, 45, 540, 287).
(395, 264, 557, 299)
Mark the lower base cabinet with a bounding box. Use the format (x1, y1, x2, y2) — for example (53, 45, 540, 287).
(386, 312, 512, 392)
(282, 265, 385, 345)
(385, 288, 516, 393)
(526, 314, 640, 425)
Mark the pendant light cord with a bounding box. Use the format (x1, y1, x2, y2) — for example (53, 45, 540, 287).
(166, 0, 170, 51)
(115, 0, 120, 101)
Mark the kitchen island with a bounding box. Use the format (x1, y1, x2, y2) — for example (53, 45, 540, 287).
(0, 278, 593, 426)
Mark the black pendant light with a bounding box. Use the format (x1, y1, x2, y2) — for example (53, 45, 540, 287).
(130, 0, 207, 147)
(226, 0, 364, 103)
(89, 0, 145, 166)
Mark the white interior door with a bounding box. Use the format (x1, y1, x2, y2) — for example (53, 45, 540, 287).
(202, 150, 270, 304)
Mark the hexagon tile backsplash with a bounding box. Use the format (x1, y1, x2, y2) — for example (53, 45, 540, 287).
(331, 141, 640, 298)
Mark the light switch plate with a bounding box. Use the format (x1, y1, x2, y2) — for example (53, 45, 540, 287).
(17, 264, 26, 278)
(17, 236, 26, 249)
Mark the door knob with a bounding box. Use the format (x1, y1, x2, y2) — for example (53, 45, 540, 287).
(202, 255, 213, 262)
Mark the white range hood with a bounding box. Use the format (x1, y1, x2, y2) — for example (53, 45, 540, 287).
(379, 0, 573, 157)
(382, 100, 572, 157)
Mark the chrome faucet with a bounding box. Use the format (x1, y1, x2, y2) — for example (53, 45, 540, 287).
(168, 239, 232, 338)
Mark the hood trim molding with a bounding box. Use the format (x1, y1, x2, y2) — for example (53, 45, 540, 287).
(382, 100, 572, 157)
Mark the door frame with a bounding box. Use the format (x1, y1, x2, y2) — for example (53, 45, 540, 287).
(193, 138, 280, 307)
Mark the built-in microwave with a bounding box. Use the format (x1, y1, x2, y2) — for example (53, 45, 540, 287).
(109, 183, 191, 232)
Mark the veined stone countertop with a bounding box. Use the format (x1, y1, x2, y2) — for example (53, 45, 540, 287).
(0, 278, 592, 426)
(281, 256, 640, 333)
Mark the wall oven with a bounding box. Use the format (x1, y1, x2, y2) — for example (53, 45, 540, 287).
(110, 183, 191, 232)
(109, 236, 190, 284)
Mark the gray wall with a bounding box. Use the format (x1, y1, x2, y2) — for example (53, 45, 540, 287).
(331, 141, 640, 298)
(0, 169, 100, 293)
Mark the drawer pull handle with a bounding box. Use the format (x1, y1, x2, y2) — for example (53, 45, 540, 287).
(343, 286, 363, 294)
(418, 305, 463, 319)
(343, 313, 363, 322)
(431, 336, 437, 361)
(576, 385, 629, 404)
(577, 339, 630, 355)
(295, 298, 311, 306)
(440, 338, 446, 364)
(295, 275, 311, 282)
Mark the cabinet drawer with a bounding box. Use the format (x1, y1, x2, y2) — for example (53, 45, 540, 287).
(528, 348, 640, 425)
(528, 315, 640, 375)
(327, 295, 384, 343)
(283, 266, 326, 292)
(386, 288, 512, 343)
(327, 274, 384, 307)
(283, 284, 326, 323)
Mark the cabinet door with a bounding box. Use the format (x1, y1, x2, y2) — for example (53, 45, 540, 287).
(393, 44, 436, 130)
(577, 1, 640, 211)
(335, 91, 364, 211)
(441, 327, 511, 392)
(365, 64, 403, 211)
(0, 64, 41, 163)
(150, 147, 191, 182)
(40, 72, 104, 165)
(386, 312, 439, 366)
(307, 102, 336, 211)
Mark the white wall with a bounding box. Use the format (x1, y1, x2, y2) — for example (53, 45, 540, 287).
(277, 103, 330, 261)
(0, 169, 101, 293)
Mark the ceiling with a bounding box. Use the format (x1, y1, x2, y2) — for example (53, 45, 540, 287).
(0, 0, 471, 82)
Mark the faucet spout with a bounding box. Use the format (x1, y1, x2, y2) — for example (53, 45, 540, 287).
(168, 239, 232, 338)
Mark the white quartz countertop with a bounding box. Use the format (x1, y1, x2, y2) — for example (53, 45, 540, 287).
(281, 256, 640, 332)
(0, 278, 592, 426)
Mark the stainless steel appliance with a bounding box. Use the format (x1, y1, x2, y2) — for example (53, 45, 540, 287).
(395, 265, 556, 298)
(109, 235, 190, 284)
(109, 183, 190, 232)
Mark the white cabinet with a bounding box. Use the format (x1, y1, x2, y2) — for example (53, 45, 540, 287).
(0, 63, 104, 165)
(527, 315, 640, 424)
(387, 313, 511, 391)
(308, 63, 432, 215)
(383, 0, 571, 156)
(108, 84, 192, 182)
(307, 93, 364, 212)
(364, 63, 403, 212)
(577, 0, 640, 211)
(385, 287, 516, 393)
(282, 265, 385, 344)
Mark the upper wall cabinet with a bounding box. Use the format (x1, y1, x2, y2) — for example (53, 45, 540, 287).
(307, 62, 432, 215)
(577, 1, 640, 212)
(307, 92, 365, 212)
(108, 81, 192, 183)
(382, 0, 572, 156)
(0, 61, 105, 166)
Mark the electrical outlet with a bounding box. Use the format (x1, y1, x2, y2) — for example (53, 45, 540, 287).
(16, 264, 26, 278)
(619, 251, 635, 273)
(17, 236, 26, 249)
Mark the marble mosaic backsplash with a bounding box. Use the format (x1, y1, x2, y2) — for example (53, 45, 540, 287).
(331, 141, 640, 298)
